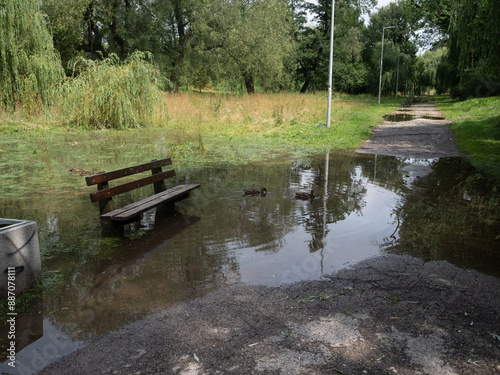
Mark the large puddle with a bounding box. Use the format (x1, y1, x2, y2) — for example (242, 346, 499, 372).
(1, 151, 499, 372)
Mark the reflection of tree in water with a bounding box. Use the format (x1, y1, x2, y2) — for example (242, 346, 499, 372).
(188, 154, 378, 258)
(4, 152, 455, 343)
(295, 152, 408, 254)
(42, 211, 240, 340)
(383, 158, 500, 277)
(188, 162, 298, 254)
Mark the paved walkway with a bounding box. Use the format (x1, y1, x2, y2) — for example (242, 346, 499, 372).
(356, 102, 468, 158)
(35, 255, 500, 375)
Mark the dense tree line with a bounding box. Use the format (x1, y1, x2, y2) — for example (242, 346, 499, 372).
(1, 0, 498, 112)
(413, 0, 500, 98)
(37, 0, 417, 94)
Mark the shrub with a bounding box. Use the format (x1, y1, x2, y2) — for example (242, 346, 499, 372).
(57, 51, 166, 129)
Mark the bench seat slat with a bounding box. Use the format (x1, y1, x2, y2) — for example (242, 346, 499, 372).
(100, 184, 200, 221)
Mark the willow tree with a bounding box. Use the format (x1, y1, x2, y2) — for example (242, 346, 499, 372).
(0, 0, 64, 112)
(59, 52, 165, 129)
(196, 0, 296, 94)
(412, 0, 500, 98)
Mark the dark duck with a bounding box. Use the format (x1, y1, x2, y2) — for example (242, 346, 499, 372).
(295, 189, 314, 200)
(244, 187, 267, 196)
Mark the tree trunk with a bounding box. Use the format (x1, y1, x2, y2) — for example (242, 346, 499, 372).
(110, 0, 126, 58)
(300, 78, 312, 93)
(169, 2, 188, 93)
(243, 73, 255, 94)
(84, 3, 104, 57)
(170, 67, 181, 93)
(299, 46, 323, 94)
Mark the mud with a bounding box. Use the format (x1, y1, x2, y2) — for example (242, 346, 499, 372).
(36, 255, 500, 375)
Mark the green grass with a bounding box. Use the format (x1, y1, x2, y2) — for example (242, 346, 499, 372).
(0, 92, 404, 201)
(0, 92, 402, 170)
(159, 92, 402, 160)
(434, 95, 500, 179)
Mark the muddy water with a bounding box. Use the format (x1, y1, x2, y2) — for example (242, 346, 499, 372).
(383, 113, 416, 122)
(1, 151, 499, 372)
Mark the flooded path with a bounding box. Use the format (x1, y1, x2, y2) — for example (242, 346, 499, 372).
(1, 147, 499, 373)
(356, 101, 468, 158)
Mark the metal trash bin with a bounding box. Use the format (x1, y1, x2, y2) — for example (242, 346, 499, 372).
(0, 219, 42, 298)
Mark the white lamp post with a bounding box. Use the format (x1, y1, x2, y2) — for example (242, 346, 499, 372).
(396, 53, 403, 99)
(378, 25, 396, 104)
(326, 0, 335, 128)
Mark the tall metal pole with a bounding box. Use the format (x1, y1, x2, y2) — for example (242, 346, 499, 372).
(378, 26, 395, 104)
(326, 0, 335, 128)
(396, 54, 401, 100)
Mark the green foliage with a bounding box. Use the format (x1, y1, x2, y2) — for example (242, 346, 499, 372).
(196, 0, 296, 93)
(364, 0, 420, 94)
(41, 0, 92, 72)
(296, 0, 376, 93)
(417, 0, 500, 98)
(56, 51, 166, 129)
(0, 0, 64, 112)
(366, 0, 420, 55)
(435, 95, 500, 178)
(415, 47, 447, 92)
(332, 27, 368, 93)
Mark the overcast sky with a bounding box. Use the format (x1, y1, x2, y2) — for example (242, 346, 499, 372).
(306, 0, 399, 26)
(375, 0, 397, 9)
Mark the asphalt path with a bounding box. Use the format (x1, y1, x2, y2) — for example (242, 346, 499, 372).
(356, 101, 468, 158)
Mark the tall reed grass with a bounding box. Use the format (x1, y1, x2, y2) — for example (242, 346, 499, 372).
(159, 92, 391, 151)
(163, 92, 367, 130)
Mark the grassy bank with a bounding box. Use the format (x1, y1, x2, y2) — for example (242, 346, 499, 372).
(157, 92, 402, 162)
(434, 96, 500, 179)
(0, 92, 401, 167)
(164, 92, 397, 147)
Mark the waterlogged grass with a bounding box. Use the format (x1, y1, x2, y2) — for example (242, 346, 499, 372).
(0, 93, 401, 198)
(434, 95, 500, 179)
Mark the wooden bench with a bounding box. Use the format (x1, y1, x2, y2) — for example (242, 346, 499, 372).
(85, 157, 200, 222)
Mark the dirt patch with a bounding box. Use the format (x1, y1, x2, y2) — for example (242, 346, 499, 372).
(356, 102, 468, 158)
(36, 255, 500, 375)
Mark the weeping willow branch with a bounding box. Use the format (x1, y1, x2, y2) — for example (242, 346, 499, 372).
(56, 51, 167, 129)
(0, 0, 64, 112)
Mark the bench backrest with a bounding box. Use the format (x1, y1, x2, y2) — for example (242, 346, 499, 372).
(86, 158, 175, 212)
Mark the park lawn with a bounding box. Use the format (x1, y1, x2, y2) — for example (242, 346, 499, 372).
(155, 92, 402, 162)
(434, 95, 500, 179)
(0, 92, 402, 169)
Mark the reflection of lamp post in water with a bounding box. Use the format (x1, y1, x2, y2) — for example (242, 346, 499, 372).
(321, 150, 330, 274)
(378, 25, 396, 104)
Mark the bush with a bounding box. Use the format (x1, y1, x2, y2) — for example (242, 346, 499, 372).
(57, 51, 166, 129)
